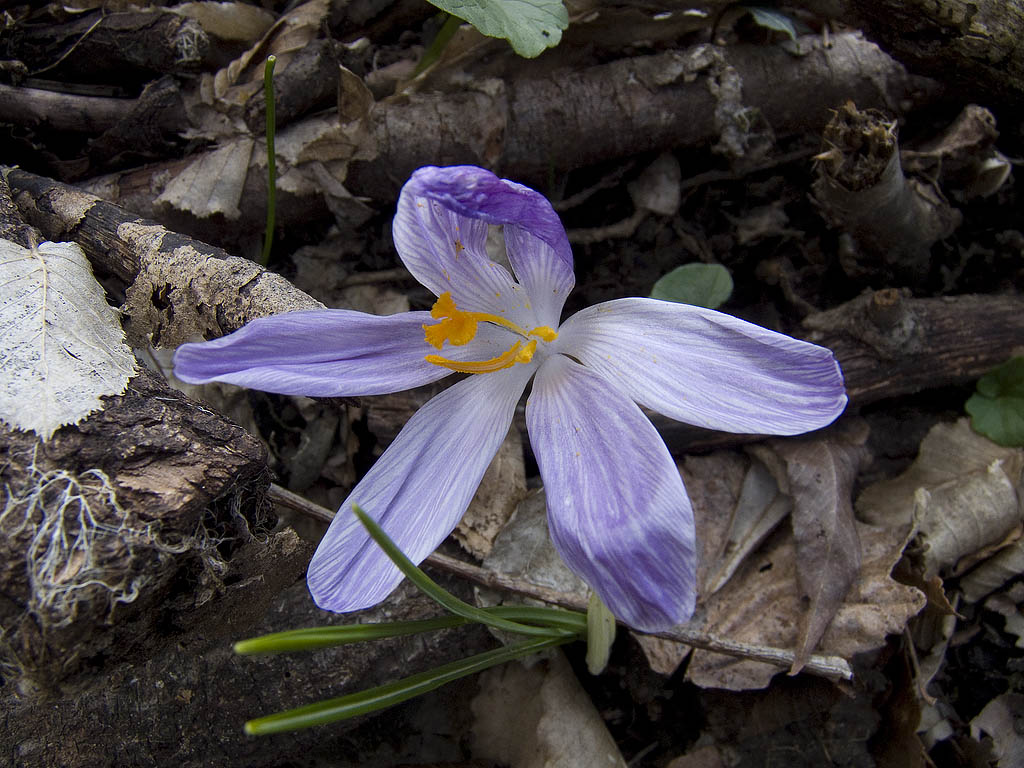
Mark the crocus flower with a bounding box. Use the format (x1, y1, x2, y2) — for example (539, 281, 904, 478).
(174, 165, 846, 631)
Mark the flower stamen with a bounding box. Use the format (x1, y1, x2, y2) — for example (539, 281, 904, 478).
(423, 292, 556, 373)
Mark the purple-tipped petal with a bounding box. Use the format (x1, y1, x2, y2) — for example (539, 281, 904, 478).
(527, 354, 697, 632)
(393, 166, 573, 328)
(174, 309, 468, 396)
(307, 363, 535, 613)
(557, 298, 847, 435)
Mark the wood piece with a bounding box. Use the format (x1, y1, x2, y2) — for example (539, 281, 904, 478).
(9, 9, 216, 86)
(10, 32, 933, 253)
(267, 483, 854, 682)
(352, 32, 937, 197)
(841, 0, 1024, 107)
(4, 167, 323, 347)
(812, 102, 961, 281)
(0, 367, 295, 693)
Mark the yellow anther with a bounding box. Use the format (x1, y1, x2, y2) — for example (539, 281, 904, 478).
(530, 326, 558, 342)
(423, 292, 557, 373)
(426, 341, 524, 374)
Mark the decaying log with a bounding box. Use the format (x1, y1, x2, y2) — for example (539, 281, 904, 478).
(18, 32, 933, 251)
(0, 368, 306, 694)
(812, 102, 961, 281)
(841, 0, 1024, 107)
(2, 576, 493, 768)
(4, 167, 323, 348)
(5, 10, 214, 87)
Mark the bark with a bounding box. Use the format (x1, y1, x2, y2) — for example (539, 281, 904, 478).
(841, 0, 1024, 108)
(361, 291, 1024, 456)
(812, 102, 961, 281)
(34, 32, 934, 251)
(8, 167, 1019, 449)
(4, 168, 323, 348)
(2, 9, 218, 87)
(0, 368, 298, 694)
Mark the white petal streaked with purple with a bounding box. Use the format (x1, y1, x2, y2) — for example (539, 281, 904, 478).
(556, 297, 847, 435)
(173, 309, 452, 396)
(307, 362, 536, 612)
(526, 354, 697, 631)
(393, 166, 574, 329)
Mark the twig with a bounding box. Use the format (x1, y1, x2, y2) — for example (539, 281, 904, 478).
(265, 483, 853, 682)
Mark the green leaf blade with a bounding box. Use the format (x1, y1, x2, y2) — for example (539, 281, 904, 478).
(352, 505, 575, 638)
(243, 635, 569, 734)
(234, 616, 469, 655)
(426, 0, 567, 57)
(967, 357, 1024, 446)
(649, 263, 734, 309)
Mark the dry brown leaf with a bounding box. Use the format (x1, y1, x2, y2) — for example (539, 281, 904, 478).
(455, 427, 527, 559)
(172, 2, 275, 44)
(208, 0, 331, 109)
(769, 421, 870, 673)
(472, 652, 627, 768)
(971, 693, 1024, 766)
(703, 454, 790, 596)
(857, 418, 1023, 578)
(154, 137, 254, 219)
(679, 448, 924, 691)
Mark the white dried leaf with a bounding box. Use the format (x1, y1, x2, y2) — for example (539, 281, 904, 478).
(0, 239, 137, 440)
(155, 137, 254, 219)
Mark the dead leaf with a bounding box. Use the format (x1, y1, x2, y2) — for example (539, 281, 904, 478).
(472, 651, 627, 768)
(154, 137, 254, 219)
(971, 693, 1024, 766)
(679, 448, 924, 691)
(207, 0, 331, 110)
(768, 421, 870, 673)
(857, 418, 1023, 579)
(703, 454, 791, 596)
(455, 427, 526, 559)
(171, 2, 275, 44)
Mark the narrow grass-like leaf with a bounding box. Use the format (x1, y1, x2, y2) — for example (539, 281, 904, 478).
(234, 605, 585, 655)
(353, 505, 573, 637)
(413, 13, 462, 76)
(234, 616, 469, 654)
(259, 55, 277, 267)
(244, 635, 569, 734)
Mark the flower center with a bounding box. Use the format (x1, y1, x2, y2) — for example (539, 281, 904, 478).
(423, 292, 557, 374)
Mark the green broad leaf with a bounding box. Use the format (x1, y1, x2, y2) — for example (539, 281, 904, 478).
(352, 505, 576, 638)
(966, 356, 1024, 447)
(425, 0, 567, 58)
(585, 592, 616, 675)
(649, 263, 734, 309)
(743, 6, 798, 40)
(244, 635, 569, 734)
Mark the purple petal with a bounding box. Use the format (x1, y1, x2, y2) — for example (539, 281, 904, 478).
(527, 354, 697, 631)
(393, 166, 573, 328)
(173, 309, 456, 396)
(557, 298, 847, 435)
(307, 363, 535, 612)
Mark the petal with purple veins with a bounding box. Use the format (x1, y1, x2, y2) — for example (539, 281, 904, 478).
(527, 354, 697, 632)
(173, 309, 511, 397)
(307, 362, 535, 613)
(394, 166, 573, 328)
(557, 297, 847, 435)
